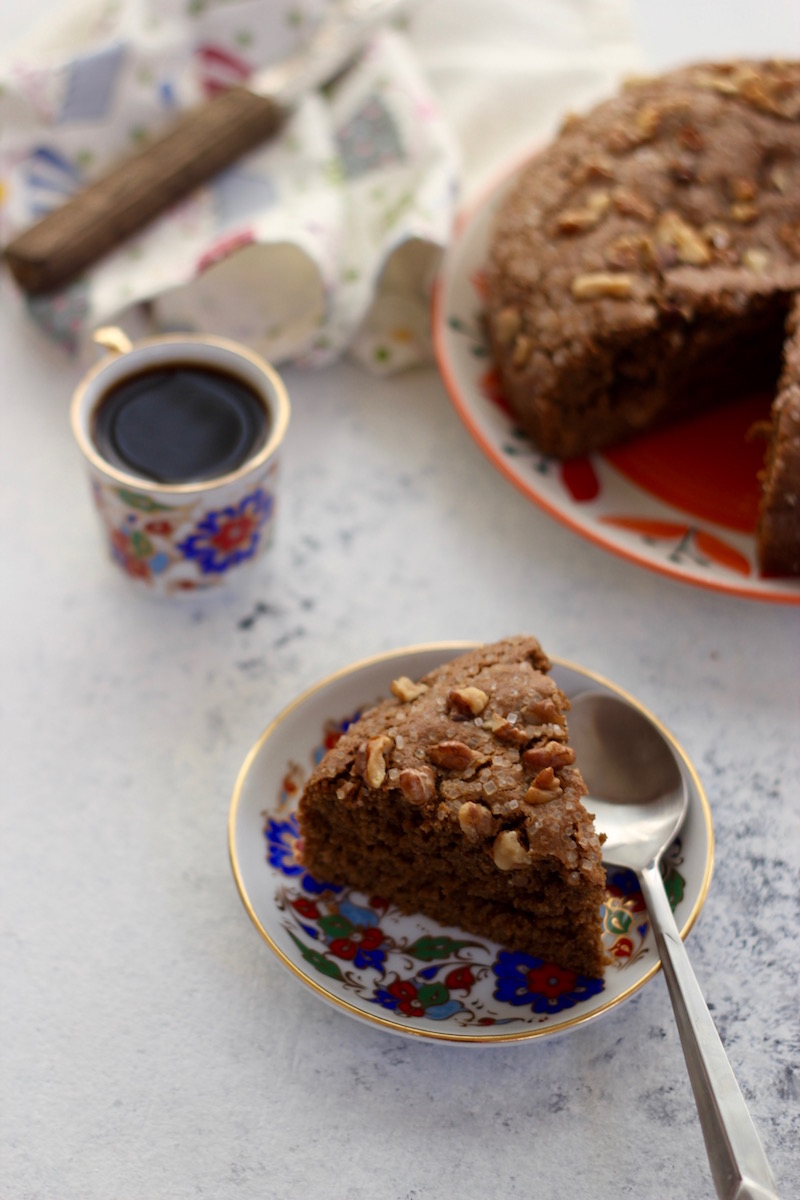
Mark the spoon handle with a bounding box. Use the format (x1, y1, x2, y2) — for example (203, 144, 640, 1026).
(638, 862, 780, 1200)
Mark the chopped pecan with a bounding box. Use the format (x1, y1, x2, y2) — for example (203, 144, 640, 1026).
(363, 734, 393, 789)
(492, 720, 531, 747)
(429, 740, 481, 771)
(743, 248, 770, 273)
(571, 271, 635, 300)
(524, 767, 563, 806)
(522, 741, 576, 772)
(737, 66, 800, 119)
(605, 233, 656, 271)
(572, 154, 615, 185)
(730, 202, 758, 224)
(611, 188, 655, 221)
(525, 696, 564, 725)
(695, 71, 739, 95)
(555, 190, 610, 235)
(390, 675, 429, 703)
(457, 801, 496, 841)
(492, 829, 530, 871)
(556, 210, 601, 235)
(397, 766, 435, 806)
(447, 686, 489, 717)
(693, 64, 800, 118)
(656, 211, 711, 266)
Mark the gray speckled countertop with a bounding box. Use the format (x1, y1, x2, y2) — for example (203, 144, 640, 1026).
(2, 3, 799, 1198)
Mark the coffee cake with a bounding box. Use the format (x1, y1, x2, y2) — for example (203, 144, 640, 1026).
(297, 637, 607, 978)
(485, 60, 800, 576)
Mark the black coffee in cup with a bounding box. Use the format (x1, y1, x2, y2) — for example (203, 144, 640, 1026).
(93, 363, 270, 484)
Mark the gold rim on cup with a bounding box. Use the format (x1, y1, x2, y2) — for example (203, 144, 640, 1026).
(70, 328, 290, 494)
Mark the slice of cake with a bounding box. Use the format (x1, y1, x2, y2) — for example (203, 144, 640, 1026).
(297, 637, 607, 978)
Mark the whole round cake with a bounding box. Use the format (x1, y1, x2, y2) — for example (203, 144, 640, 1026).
(485, 60, 800, 576)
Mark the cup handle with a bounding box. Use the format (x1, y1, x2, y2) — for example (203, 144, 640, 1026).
(92, 326, 133, 356)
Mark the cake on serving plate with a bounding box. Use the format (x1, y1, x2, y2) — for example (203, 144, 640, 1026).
(297, 637, 607, 979)
(485, 60, 800, 576)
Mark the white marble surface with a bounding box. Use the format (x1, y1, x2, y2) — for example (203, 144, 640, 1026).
(2, 3, 799, 1198)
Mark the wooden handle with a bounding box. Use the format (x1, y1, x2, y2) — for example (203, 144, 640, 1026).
(4, 86, 286, 296)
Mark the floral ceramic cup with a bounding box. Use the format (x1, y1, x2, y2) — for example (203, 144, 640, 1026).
(71, 327, 290, 596)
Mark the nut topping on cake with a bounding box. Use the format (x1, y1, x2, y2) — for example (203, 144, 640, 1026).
(571, 271, 635, 300)
(555, 190, 611, 235)
(429, 740, 482, 771)
(730, 202, 758, 223)
(457, 801, 497, 841)
(397, 766, 435, 805)
(656, 211, 711, 265)
(492, 829, 530, 870)
(611, 188, 655, 221)
(743, 248, 771, 272)
(362, 734, 394, 788)
(524, 767, 563, 805)
(522, 741, 576, 771)
(490, 718, 532, 746)
(390, 676, 429, 702)
(524, 693, 566, 726)
(447, 685, 490, 716)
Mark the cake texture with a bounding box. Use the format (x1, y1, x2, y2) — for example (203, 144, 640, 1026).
(757, 295, 800, 574)
(297, 637, 607, 979)
(485, 59, 800, 575)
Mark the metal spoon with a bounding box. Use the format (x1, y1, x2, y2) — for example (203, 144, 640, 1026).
(569, 691, 779, 1200)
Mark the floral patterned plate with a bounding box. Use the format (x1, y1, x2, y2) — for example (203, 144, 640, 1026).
(431, 172, 800, 605)
(229, 643, 713, 1043)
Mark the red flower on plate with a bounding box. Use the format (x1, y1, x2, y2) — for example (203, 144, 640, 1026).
(388, 980, 425, 1017)
(525, 962, 578, 1000)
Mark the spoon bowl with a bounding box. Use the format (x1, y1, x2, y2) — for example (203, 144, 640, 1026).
(568, 690, 778, 1200)
(567, 691, 688, 870)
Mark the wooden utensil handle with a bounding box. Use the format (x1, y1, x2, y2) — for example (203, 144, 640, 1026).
(3, 86, 286, 296)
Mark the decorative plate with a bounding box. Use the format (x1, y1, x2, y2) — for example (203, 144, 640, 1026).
(432, 171, 800, 605)
(229, 643, 713, 1043)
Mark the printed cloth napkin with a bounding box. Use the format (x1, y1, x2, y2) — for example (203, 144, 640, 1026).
(0, 0, 641, 371)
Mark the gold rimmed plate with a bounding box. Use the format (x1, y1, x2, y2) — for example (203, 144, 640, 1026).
(229, 643, 713, 1043)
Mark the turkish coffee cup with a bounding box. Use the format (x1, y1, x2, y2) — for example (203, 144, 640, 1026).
(70, 327, 290, 596)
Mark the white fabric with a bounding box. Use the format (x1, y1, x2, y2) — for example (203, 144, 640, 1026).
(0, 0, 642, 370)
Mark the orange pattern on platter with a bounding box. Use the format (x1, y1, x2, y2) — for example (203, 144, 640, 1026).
(603, 392, 772, 533)
(599, 517, 752, 577)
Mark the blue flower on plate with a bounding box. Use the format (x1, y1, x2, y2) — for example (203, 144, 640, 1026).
(265, 815, 342, 895)
(266, 816, 302, 876)
(492, 950, 604, 1014)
